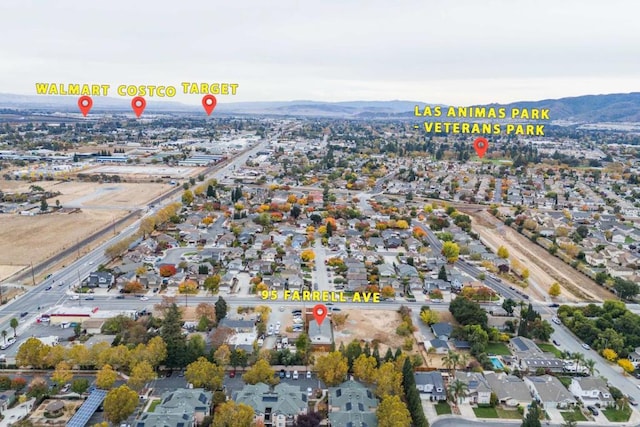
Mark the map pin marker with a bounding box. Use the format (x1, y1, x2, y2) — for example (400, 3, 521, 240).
(202, 95, 217, 116)
(473, 137, 489, 158)
(131, 97, 146, 118)
(77, 96, 93, 117)
(313, 304, 328, 326)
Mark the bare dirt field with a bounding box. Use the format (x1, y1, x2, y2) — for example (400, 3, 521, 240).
(333, 309, 422, 357)
(466, 209, 614, 302)
(0, 181, 171, 281)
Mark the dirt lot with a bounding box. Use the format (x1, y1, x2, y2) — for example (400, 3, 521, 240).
(0, 181, 171, 282)
(466, 209, 614, 302)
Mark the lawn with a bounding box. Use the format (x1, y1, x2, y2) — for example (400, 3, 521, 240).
(473, 406, 499, 418)
(603, 405, 632, 422)
(561, 408, 587, 421)
(496, 408, 522, 419)
(435, 401, 452, 415)
(485, 342, 512, 356)
(537, 343, 563, 358)
(558, 377, 572, 388)
(147, 399, 161, 412)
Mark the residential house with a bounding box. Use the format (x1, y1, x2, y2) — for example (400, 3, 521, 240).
(629, 346, 640, 368)
(308, 317, 333, 349)
(568, 377, 614, 408)
(135, 388, 213, 427)
(87, 272, 114, 289)
(524, 375, 576, 410)
(484, 372, 531, 407)
(454, 371, 492, 405)
(234, 382, 307, 427)
(431, 322, 453, 341)
(425, 339, 449, 354)
(414, 372, 446, 401)
(0, 390, 16, 413)
(328, 380, 379, 427)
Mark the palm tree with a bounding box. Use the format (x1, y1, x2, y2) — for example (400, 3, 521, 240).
(450, 379, 469, 405)
(573, 352, 586, 374)
(584, 359, 598, 376)
(1, 330, 5, 345)
(426, 346, 436, 368)
(443, 350, 460, 372)
(9, 318, 18, 337)
(457, 353, 470, 371)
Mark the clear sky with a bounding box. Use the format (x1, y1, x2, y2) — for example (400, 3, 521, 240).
(0, 0, 638, 105)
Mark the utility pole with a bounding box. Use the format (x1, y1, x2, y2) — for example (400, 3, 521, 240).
(30, 262, 35, 286)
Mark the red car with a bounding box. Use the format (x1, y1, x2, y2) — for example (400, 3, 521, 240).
(229, 371, 236, 378)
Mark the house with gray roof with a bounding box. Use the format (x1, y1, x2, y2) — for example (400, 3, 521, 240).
(524, 375, 576, 410)
(308, 317, 333, 347)
(454, 371, 492, 405)
(328, 380, 378, 427)
(135, 388, 212, 427)
(568, 377, 614, 408)
(234, 382, 307, 427)
(431, 322, 453, 340)
(484, 372, 531, 407)
(414, 372, 446, 401)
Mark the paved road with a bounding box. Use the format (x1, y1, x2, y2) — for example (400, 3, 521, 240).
(312, 238, 331, 292)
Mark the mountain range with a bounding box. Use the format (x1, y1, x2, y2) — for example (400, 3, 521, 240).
(0, 92, 639, 122)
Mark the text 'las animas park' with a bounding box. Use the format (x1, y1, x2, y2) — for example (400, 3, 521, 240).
(414, 105, 550, 136)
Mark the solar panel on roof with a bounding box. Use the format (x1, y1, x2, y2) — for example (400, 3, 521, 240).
(67, 389, 108, 427)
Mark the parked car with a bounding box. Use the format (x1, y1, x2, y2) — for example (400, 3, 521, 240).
(582, 343, 591, 350)
(628, 395, 638, 406)
(587, 405, 599, 415)
(292, 370, 299, 380)
(306, 371, 312, 379)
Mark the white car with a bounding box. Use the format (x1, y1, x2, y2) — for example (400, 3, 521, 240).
(551, 317, 561, 325)
(0, 337, 16, 350)
(140, 296, 149, 301)
(70, 295, 80, 300)
(582, 343, 591, 350)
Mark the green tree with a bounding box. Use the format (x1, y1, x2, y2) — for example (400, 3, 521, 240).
(204, 274, 221, 294)
(71, 378, 90, 394)
(438, 265, 448, 281)
(185, 357, 225, 390)
(502, 298, 517, 316)
(10, 318, 18, 337)
(521, 400, 542, 427)
(181, 189, 194, 205)
(549, 282, 561, 297)
(613, 278, 639, 300)
(40, 197, 48, 212)
(160, 303, 187, 368)
(376, 394, 411, 427)
(104, 385, 139, 425)
(215, 297, 228, 324)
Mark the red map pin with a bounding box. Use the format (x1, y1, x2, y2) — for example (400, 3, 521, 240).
(313, 304, 328, 326)
(474, 137, 489, 158)
(131, 97, 146, 118)
(77, 96, 93, 116)
(202, 95, 217, 116)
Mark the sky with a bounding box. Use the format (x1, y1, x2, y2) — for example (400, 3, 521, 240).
(0, 0, 638, 105)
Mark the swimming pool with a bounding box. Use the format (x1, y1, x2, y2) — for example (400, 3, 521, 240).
(490, 356, 505, 370)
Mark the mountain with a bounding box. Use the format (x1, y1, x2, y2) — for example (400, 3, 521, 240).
(0, 92, 639, 122)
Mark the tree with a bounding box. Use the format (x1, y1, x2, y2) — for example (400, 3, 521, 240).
(178, 280, 199, 306)
(40, 197, 48, 212)
(10, 318, 18, 336)
(602, 348, 618, 362)
(584, 359, 598, 376)
(124, 280, 144, 294)
(96, 364, 118, 389)
(617, 358, 635, 374)
(301, 249, 315, 263)
(128, 361, 156, 391)
(159, 264, 177, 277)
(497, 245, 509, 259)
(212, 401, 254, 427)
(213, 344, 231, 366)
(419, 308, 439, 325)
(374, 361, 403, 398)
(181, 189, 194, 205)
(104, 385, 139, 425)
(204, 274, 221, 294)
(449, 379, 469, 404)
(353, 354, 378, 384)
(294, 412, 322, 427)
(315, 351, 348, 386)
(215, 297, 228, 323)
(449, 296, 488, 329)
(376, 394, 411, 427)
(27, 376, 49, 399)
(15, 337, 49, 368)
(502, 298, 517, 316)
(438, 265, 448, 281)
(441, 241, 460, 263)
(549, 282, 561, 297)
(242, 358, 279, 386)
(613, 278, 639, 300)
(442, 350, 460, 372)
(160, 303, 187, 368)
(521, 400, 542, 427)
(52, 361, 73, 386)
(144, 336, 168, 369)
(185, 357, 225, 390)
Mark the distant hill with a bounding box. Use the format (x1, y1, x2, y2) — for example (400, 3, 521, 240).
(0, 92, 638, 122)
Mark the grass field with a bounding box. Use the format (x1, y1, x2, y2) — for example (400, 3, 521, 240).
(435, 402, 452, 415)
(485, 342, 512, 356)
(603, 405, 631, 422)
(473, 406, 498, 418)
(537, 342, 563, 358)
(147, 399, 161, 412)
(496, 408, 522, 419)
(561, 408, 587, 421)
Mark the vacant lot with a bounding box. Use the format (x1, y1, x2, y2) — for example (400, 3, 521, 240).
(334, 309, 412, 353)
(0, 181, 170, 281)
(466, 210, 614, 302)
